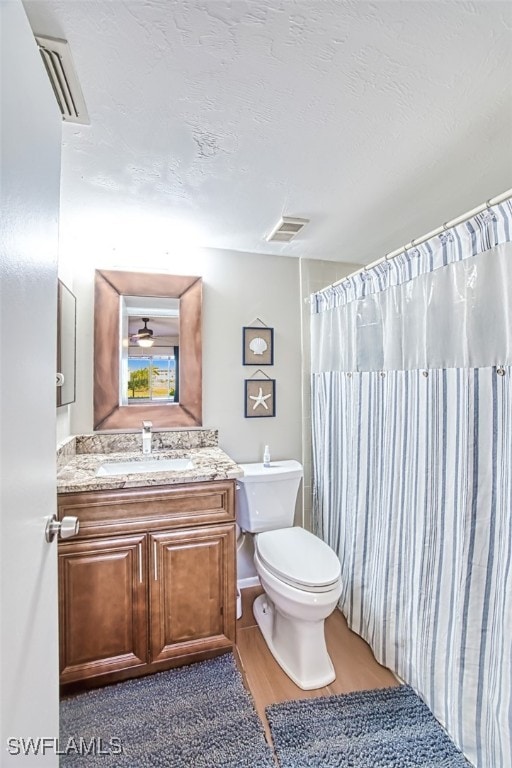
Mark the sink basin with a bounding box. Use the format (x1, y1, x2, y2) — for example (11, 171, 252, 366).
(96, 458, 194, 476)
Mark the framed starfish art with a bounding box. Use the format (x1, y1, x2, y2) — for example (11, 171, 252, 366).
(244, 378, 276, 418)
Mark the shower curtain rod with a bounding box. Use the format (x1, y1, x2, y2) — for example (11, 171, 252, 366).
(327, 187, 512, 289)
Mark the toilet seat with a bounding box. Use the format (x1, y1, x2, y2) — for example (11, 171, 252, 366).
(255, 527, 341, 593)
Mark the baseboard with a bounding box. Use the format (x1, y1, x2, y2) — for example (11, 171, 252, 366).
(237, 575, 261, 590)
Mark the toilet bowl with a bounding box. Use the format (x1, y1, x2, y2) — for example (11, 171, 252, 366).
(235, 461, 342, 690)
(253, 526, 341, 689)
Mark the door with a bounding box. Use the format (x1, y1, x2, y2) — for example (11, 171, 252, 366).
(1, 1, 62, 764)
(59, 535, 148, 687)
(149, 524, 236, 663)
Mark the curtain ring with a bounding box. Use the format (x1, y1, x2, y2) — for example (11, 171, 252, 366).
(486, 199, 492, 209)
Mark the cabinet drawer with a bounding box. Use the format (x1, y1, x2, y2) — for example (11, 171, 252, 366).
(58, 480, 235, 538)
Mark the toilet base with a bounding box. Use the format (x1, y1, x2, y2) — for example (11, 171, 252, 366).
(253, 593, 336, 690)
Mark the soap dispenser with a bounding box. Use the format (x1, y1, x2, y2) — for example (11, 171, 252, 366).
(263, 445, 271, 468)
(142, 421, 152, 455)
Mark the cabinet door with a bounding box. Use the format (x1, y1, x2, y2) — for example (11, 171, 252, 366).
(149, 524, 235, 663)
(59, 535, 148, 684)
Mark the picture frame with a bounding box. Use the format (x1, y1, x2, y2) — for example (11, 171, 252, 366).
(244, 378, 276, 418)
(243, 326, 274, 366)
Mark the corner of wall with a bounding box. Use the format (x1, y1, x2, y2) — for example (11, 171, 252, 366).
(299, 257, 360, 531)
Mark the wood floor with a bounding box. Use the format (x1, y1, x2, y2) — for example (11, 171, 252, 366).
(235, 586, 399, 743)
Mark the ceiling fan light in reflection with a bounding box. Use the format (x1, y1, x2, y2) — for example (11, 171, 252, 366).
(137, 337, 155, 348)
(135, 318, 155, 347)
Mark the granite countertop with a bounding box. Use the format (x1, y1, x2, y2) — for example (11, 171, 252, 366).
(57, 431, 243, 494)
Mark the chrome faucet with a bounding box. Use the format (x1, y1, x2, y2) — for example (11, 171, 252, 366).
(142, 421, 152, 455)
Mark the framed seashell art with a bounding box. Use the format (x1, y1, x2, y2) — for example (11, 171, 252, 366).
(243, 326, 274, 366)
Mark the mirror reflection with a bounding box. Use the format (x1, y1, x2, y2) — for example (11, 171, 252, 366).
(122, 297, 180, 405)
(57, 279, 76, 407)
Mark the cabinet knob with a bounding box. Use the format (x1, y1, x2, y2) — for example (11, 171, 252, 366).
(45, 513, 80, 543)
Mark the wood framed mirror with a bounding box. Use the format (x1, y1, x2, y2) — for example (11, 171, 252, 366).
(94, 269, 202, 430)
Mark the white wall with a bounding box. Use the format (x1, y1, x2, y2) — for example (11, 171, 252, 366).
(65, 246, 303, 465)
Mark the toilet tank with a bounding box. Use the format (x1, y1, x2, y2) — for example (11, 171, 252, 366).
(236, 460, 303, 533)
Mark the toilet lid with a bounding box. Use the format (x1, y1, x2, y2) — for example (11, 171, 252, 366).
(256, 527, 341, 589)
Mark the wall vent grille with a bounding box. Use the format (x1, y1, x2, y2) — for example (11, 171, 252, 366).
(266, 216, 310, 243)
(35, 35, 89, 125)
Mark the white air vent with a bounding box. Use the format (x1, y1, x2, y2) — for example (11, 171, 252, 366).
(266, 216, 310, 243)
(35, 35, 89, 125)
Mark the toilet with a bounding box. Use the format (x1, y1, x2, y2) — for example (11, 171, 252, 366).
(236, 460, 342, 690)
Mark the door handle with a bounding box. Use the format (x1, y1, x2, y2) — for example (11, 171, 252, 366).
(45, 513, 79, 543)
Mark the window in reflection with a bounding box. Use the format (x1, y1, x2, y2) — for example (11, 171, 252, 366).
(126, 354, 179, 402)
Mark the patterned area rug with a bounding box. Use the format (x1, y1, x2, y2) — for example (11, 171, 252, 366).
(60, 654, 274, 767)
(266, 685, 472, 767)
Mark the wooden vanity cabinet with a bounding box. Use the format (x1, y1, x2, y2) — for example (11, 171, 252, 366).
(57, 480, 236, 692)
(150, 525, 234, 663)
(58, 534, 148, 684)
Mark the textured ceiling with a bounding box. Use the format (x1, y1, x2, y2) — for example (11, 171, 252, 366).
(23, 0, 512, 265)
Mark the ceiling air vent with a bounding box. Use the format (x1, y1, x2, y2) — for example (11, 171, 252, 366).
(266, 216, 310, 243)
(35, 35, 89, 125)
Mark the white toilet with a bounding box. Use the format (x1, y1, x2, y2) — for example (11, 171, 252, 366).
(236, 460, 342, 690)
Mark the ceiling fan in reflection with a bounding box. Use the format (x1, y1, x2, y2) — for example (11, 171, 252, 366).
(129, 318, 156, 348)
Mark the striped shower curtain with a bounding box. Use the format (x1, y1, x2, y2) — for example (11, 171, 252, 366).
(311, 201, 512, 768)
